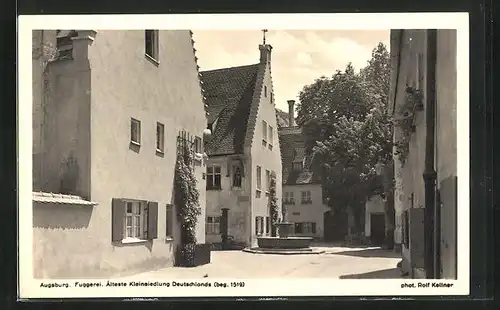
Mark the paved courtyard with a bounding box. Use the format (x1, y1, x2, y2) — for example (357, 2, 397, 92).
(118, 245, 404, 280)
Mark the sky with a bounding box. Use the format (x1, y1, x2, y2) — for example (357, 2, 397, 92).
(192, 30, 390, 114)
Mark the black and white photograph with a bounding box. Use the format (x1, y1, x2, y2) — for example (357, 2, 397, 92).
(18, 13, 469, 298)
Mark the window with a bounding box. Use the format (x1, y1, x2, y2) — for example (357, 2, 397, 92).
(294, 222, 316, 234)
(268, 125, 273, 150)
(207, 165, 222, 190)
(256, 166, 262, 192)
(206, 216, 221, 235)
(265, 216, 270, 234)
(233, 165, 242, 187)
(284, 192, 295, 205)
(265, 170, 271, 192)
(292, 212, 300, 216)
(270, 92, 273, 103)
(255, 216, 264, 235)
(301, 191, 312, 204)
(130, 118, 141, 145)
(166, 204, 173, 238)
(194, 136, 202, 154)
(156, 122, 164, 153)
(264, 85, 267, 97)
(111, 199, 158, 242)
(262, 121, 267, 146)
(292, 162, 303, 171)
(145, 30, 159, 62)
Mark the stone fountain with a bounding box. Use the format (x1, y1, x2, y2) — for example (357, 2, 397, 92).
(243, 208, 324, 255)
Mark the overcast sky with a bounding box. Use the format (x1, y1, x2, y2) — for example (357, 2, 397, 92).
(192, 30, 390, 114)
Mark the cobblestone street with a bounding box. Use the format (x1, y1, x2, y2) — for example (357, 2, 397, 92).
(117, 246, 404, 280)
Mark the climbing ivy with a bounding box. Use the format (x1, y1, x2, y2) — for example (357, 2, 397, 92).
(174, 142, 202, 258)
(393, 86, 424, 165)
(269, 172, 279, 237)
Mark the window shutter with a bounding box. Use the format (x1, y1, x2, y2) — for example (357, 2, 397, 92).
(147, 201, 158, 239)
(112, 198, 126, 242)
(166, 204, 173, 237)
(312, 222, 317, 234)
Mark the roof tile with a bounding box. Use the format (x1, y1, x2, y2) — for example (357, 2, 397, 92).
(200, 64, 260, 156)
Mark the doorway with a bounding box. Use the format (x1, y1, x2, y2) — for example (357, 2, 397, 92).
(370, 213, 386, 246)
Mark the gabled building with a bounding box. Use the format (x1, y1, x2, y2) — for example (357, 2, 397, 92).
(389, 29, 457, 279)
(200, 41, 282, 247)
(32, 30, 208, 278)
(278, 100, 329, 239)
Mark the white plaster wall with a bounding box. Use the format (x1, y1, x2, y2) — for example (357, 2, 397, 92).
(283, 183, 328, 238)
(248, 61, 283, 246)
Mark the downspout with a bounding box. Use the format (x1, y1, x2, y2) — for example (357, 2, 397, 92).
(423, 29, 438, 279)
(391, 30, 404, 114)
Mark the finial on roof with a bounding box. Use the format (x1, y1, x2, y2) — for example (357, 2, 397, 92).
(262, 29, 268, 45)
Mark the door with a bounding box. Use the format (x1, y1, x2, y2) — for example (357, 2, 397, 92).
(220, 208, 229, 247)
(370, 213, 386, 246)
(439, 176, 457, 279)
(324, 210, 348, 242)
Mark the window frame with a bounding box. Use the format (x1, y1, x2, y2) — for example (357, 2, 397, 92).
(156, 122, 165, 154)
(265, 170, 271, 193)
(301, 191, 312, 204)
(166, 204, 173, 239)
(268, 125, 273, 150)
(124, 201, 147, 240)
(284, 191, 295, 205)
(130, 118, 141, 146)
(232, 164, 243, 188)
(145, 30, 160, 64)
(262, 120, 268, 146)
(194, 136, 203, 154)
(206, 165, 222, 190)
(256, 166, 262, 196)
(206, 216, 221, 235)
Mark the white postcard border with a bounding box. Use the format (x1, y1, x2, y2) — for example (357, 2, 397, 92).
(18, 12, 470, 298)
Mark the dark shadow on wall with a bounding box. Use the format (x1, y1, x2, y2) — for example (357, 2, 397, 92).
(33, 203, 92, 229)
(339, 268, 405, 279)
(331, 248, 401, 259)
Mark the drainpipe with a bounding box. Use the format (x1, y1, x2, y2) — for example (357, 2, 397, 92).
(423, 29, 438, 279)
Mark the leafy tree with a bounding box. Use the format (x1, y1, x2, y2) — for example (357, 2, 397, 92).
(296, 43, 392, 237)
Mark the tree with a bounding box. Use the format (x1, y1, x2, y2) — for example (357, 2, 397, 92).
(296, 43, 392, 238)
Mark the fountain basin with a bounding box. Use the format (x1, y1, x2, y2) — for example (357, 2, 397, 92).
(257, 236, 313, 249)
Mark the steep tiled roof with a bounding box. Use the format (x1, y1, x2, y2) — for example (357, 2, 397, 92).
(201, 64, 260, 156)
(278, 126, 321, 185)
(276, 109, 291, 128)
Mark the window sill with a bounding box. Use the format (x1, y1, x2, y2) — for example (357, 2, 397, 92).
(207, 188, 222, 191)
(155, 149, 164, 157)
(121, 238, 148, 244)
(165, 236, 174, 242)
(130, 140, 141, 147)
(145, 54, 160, 66)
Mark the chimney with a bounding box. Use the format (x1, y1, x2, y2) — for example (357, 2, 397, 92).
(259, 44, 272, 65)
(287, 100, 295, 126)
(71, 30, 97, 61)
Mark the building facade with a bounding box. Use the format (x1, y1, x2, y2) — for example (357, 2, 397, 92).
(201, 42, 282, 247)
(278, 104, 329, 240)
(32, 30, 208, 278)
(389, 29, 457, 279)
